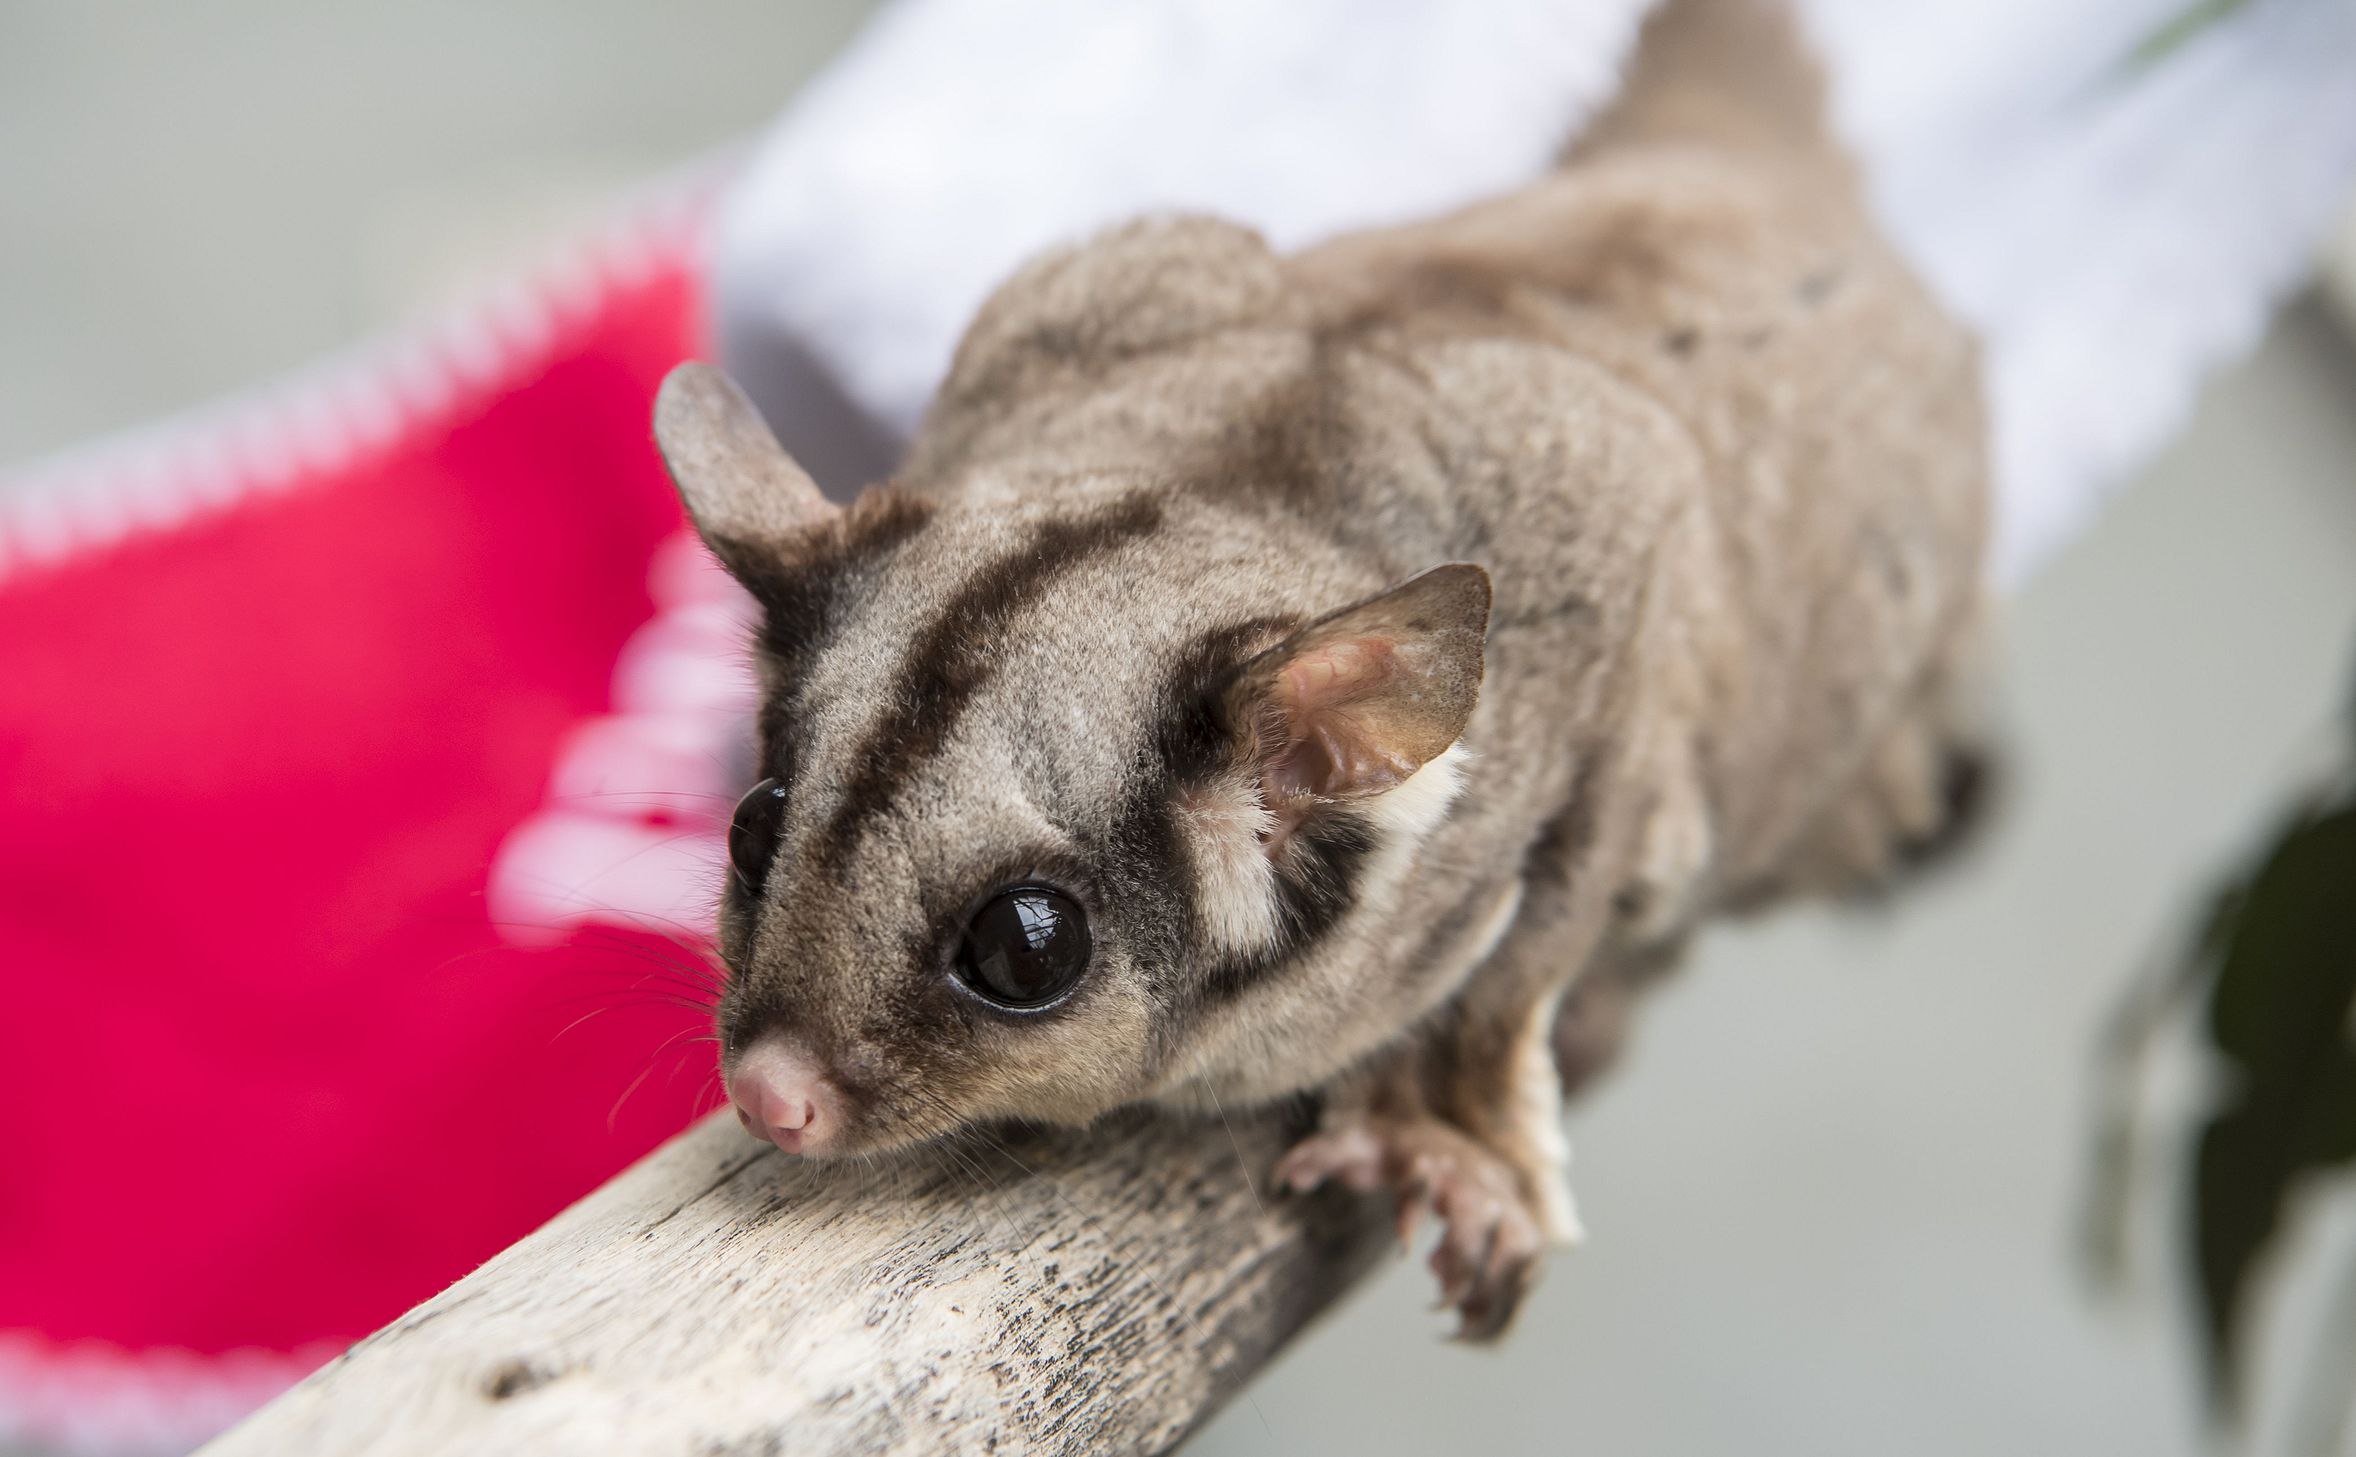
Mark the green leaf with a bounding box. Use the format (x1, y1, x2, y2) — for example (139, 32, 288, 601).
(2192, 801, 2356, 1404)
(2293, 1053, 2356, 1169)
(2083, 884, 2248, 1292)
(2127, 0, 2257, 73)
(2203, 804, 2356, 1070)
(2195, 1109, 2289, 1410)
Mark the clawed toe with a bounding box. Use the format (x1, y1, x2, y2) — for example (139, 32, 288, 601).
(1274, 1125, 1387, 1196)
(1280, 1116, 1550, 1341)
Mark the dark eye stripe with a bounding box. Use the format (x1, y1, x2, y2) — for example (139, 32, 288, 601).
(747, 490, 938, 671)
(1102, 612, 1339, 1008)
(813, 496, 1164, 869)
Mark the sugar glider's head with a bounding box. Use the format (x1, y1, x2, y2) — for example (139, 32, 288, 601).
(654, 364, 1490, 1158)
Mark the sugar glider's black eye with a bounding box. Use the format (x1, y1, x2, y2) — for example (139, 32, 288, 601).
(727, 777, 787, 892)
(957, 885, 1091, 1008)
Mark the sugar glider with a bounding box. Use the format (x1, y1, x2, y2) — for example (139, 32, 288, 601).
(661, 0, 1990, 1338)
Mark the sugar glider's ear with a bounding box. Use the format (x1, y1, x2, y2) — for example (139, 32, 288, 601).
(653, 361, 838, 575)
(1227, 563, 1491, 805)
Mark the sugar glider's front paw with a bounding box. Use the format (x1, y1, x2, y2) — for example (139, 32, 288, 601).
(1276, 1114, 1554, 1342)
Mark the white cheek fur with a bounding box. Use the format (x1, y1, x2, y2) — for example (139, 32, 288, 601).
(1363, 741, 1470, 845)
(1346, 741, 1474, 938)
(1179, 743, 1473, 958)
(1177, 773, 1281, 957)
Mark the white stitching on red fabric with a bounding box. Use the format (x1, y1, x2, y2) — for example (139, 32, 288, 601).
(0, 1331, 341, 1455)
(0, 167, 723, 589)
(487, 526, 758, 951)
(0, 164, 730, 1456)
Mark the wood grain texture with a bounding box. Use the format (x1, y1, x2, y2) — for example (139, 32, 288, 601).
(198, 1108, 1388, 1456)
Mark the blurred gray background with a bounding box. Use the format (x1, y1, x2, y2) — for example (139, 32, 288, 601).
(0, 1, 873, 466)
(6, 3, 2355, 1454)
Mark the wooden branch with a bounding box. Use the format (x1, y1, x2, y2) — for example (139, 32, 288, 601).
(198, 1107, 1388, 1456)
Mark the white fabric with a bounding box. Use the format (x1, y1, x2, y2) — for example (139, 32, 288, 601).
(713, 0, 2356, 585)
(1810, 0, 2356, 582)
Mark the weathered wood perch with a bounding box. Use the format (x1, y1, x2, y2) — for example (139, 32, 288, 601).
(198, 1107, 1388, 1455)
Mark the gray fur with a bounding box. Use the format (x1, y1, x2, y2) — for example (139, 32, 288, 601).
(670, 0, 1990, 1338)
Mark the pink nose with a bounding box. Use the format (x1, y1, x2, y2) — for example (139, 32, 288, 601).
(726, 1036, 838, 1154)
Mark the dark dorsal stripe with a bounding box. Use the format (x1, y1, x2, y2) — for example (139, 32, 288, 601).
(815, 495, 1166, 866)
(750, 489, 939, 680)
(749, 488, 941, 791)
(714, 491, 941, 958)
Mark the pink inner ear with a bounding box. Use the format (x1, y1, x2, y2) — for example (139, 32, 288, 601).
(1278, 636, 1396, 712)
(1265, 636, 1420, 803)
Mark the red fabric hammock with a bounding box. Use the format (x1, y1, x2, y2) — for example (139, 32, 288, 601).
(0, 191, 736, 1451)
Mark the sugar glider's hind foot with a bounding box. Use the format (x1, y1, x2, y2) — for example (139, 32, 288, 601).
(1276, 1110, 1563, 1342)
(1894, 738, 2001, 873)
(1837, 728, 2006, 893)
(1773, 708, 2006, 904)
